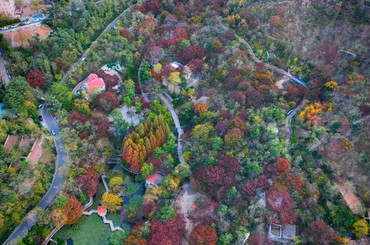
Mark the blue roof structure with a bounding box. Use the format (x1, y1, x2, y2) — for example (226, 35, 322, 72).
(0, 103, 10, 118)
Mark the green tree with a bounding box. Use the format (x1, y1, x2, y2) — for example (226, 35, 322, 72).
(174, 164, 191, 178)
(140, 162, 154, 179)
(112, 108, 128, 136)
(110, 230, 129, 245)
(156, 205, 176, 221)
(4, 77, 35, 114)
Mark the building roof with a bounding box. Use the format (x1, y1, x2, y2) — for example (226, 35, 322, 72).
(97, 206, 107, 216)
(3, 135, 19, 151)
(85, 78, 105, 93)
(146, 172, 164, 185)
(337, 181, 363, 215)
(87, 73, 99, 81)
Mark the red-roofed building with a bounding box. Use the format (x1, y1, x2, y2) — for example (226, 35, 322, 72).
(87, 73, 99, 81)
(97, 206, 107, 216)
(145, 172, 164, 188)
(84, 77, 105, 94)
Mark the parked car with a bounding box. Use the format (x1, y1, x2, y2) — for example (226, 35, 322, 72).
(19, 23, 26, 26)
(38, 115, 43, 121)
(37, 103, 43, 109)
(50, 129, 56, 136)
(6, 69, 10, 75)
(76, 89, 82, 94)
(8, 75, 12, 80)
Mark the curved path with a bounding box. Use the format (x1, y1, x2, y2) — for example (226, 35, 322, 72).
(218, 19, 310, 144)
(159, 94, 186, 164)
(61, 4, 136, 83)
(4, 107, 68, 244)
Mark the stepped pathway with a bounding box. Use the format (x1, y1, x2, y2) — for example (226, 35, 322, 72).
(82, 174, 123, 232)
(43, 196, 94, 245)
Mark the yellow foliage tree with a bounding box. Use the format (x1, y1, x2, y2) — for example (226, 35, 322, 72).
(168, 71, 181, 84)
(353, 219, 369, 238)
(101, 193, 123, 213)
(153, 63, 162, 73)
(324, 81, 338, 89)
(109, 177, 124, 193)
(50, 208, 67, 227)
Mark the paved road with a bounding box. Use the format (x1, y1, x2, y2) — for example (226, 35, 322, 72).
(0, 20, 44, 34)
(61, 5, 136, 83)
(4, 106, 68, 245)
(0, 56, 10, 87)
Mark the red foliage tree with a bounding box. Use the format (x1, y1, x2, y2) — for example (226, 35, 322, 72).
(95, 92, 119, 113)
(266, 190, 297, 225)
(257, 175, 270, 189)
(273, 172, 305, 194)
(93, 117, 111, 137)
(189, 225, 218, 245)
(76, 172, 100, 197)
(139, 0, 161, 15)
(242, 181, 258, 197)
(95, 69, 119, 91)
(68, 110, 90, 123)
(305, 221, 342, 245)
(25, 70, 45, 88)
(189, 198, 219, 226)
(187, 59, 204, 74)
(218, 156, 240, 175)
(263, 164, 278, 178)
(276, 158, 291, 172)
(63, 196, 83, 224)
(248, 232, 273, 245)
(120, 28, 130, 40)
(231, 91, 246, 105)
(173, 28, 188, 40)
(149, 215, 186, 245)
(179, 45, 205, 64)
(246, 87, 263, 108)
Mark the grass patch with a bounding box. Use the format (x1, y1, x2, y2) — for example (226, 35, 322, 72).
(55, 215, 112, 245)
(126, 182, 140, 196)
(106, 212, 122, 227)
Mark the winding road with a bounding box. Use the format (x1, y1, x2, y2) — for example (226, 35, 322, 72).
(218, 19, 310, 143)
(4, 107, 68, 245)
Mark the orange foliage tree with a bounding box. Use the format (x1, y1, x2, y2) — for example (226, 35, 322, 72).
(194, 103, 209, 117)
(63, 196, 83, 224)
(276, 158, 291, 172)
(269, 16, 282, 27)
(122, 115, 170, 172)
